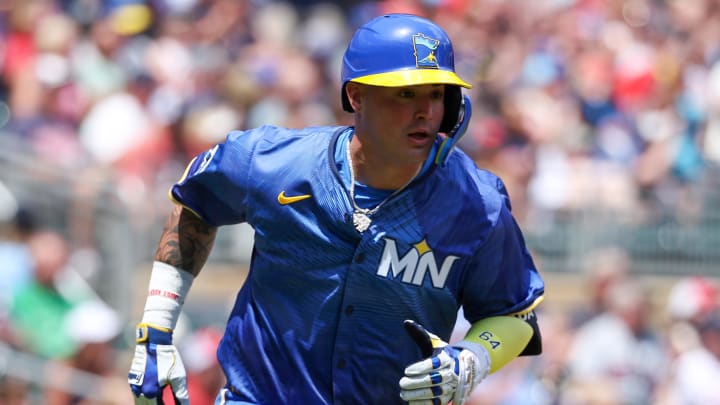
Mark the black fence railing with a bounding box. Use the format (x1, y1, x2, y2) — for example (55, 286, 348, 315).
(524, 198, 720, 277)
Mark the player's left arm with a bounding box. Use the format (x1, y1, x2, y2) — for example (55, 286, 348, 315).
(460, 184, 544, 371)
(401, 205, 544, 404)
(400, 173, 544, 404)
(399, 299, 543, 405)
(456, 296, 543, 375)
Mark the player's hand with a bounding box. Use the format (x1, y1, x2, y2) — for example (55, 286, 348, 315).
(399, 320, 488, 405)
(128, 323, 189, 404)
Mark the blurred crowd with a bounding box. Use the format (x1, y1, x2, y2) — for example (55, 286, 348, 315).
(1, 0, 720, 403)
(0, 0, 719, 228)
(456, 246, 720, 405)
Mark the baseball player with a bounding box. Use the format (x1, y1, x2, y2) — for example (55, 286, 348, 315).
(128, 13, 544, 405)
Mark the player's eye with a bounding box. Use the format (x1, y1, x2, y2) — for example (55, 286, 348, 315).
(398, 89, 415, 98)
(430, 89, 444, 100)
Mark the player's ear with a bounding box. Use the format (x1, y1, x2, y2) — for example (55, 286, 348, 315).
(345, 82, 363, 112)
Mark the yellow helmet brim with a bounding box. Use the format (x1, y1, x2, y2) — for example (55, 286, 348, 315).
(351, 69, 472, 89)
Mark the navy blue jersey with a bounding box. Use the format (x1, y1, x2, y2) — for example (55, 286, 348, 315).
(170, 125, 544, 404)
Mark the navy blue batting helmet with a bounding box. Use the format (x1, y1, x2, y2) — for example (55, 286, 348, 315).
(341, 14, 471, 133)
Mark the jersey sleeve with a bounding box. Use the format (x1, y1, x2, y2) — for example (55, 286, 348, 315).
(169, 130, 255, 226)
(461, 177, 544, 322)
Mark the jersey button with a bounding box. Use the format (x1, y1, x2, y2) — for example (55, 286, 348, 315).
(337, 359, 346, 369)
(345, 305, 354, 316)
(354, 253, 365, 264)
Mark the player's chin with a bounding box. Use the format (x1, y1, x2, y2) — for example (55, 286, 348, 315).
(404, 139, 434, 163)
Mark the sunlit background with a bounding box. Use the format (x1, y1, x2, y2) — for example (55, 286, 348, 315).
(1, 0, 719, 404)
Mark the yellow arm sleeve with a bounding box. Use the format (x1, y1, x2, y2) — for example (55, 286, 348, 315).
(462, 316, 533, 374)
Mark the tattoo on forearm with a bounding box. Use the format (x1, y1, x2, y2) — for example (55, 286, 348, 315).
(155, 205, 217, 276)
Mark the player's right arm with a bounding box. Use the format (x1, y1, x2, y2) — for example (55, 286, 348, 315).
(155, 203, 218, 277)
(128, 204, 218, 404)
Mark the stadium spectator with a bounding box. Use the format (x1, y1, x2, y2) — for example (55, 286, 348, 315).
(8, 229, 80, 359)
(564, 278, 668, 404)
(42, 300, 130, 405)
(570, 245, 633, 328)
(660, 277, 720, 404)
(0, 182, 34, 341)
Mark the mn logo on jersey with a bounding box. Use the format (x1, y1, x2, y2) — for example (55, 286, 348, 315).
(377, 237, 460, 288)
(413, 33, 440, 69)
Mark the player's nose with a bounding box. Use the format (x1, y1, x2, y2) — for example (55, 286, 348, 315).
(413, 97, 437, 121)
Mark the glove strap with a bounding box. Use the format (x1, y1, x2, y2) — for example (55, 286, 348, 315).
(453, 340, 491, 384)
(141, 261, 194, 330)
(136, 323, 173, 344)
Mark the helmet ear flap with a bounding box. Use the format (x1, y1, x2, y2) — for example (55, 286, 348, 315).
(439, 85, 462, 134)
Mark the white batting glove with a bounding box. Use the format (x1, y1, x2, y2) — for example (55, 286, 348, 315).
(129, 262, 194, 404)
(399, 320, 489, 405)
(128, 323, 189, 404)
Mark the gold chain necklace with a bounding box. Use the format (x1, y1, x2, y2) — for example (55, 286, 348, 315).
(346, 140, 419, 233)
